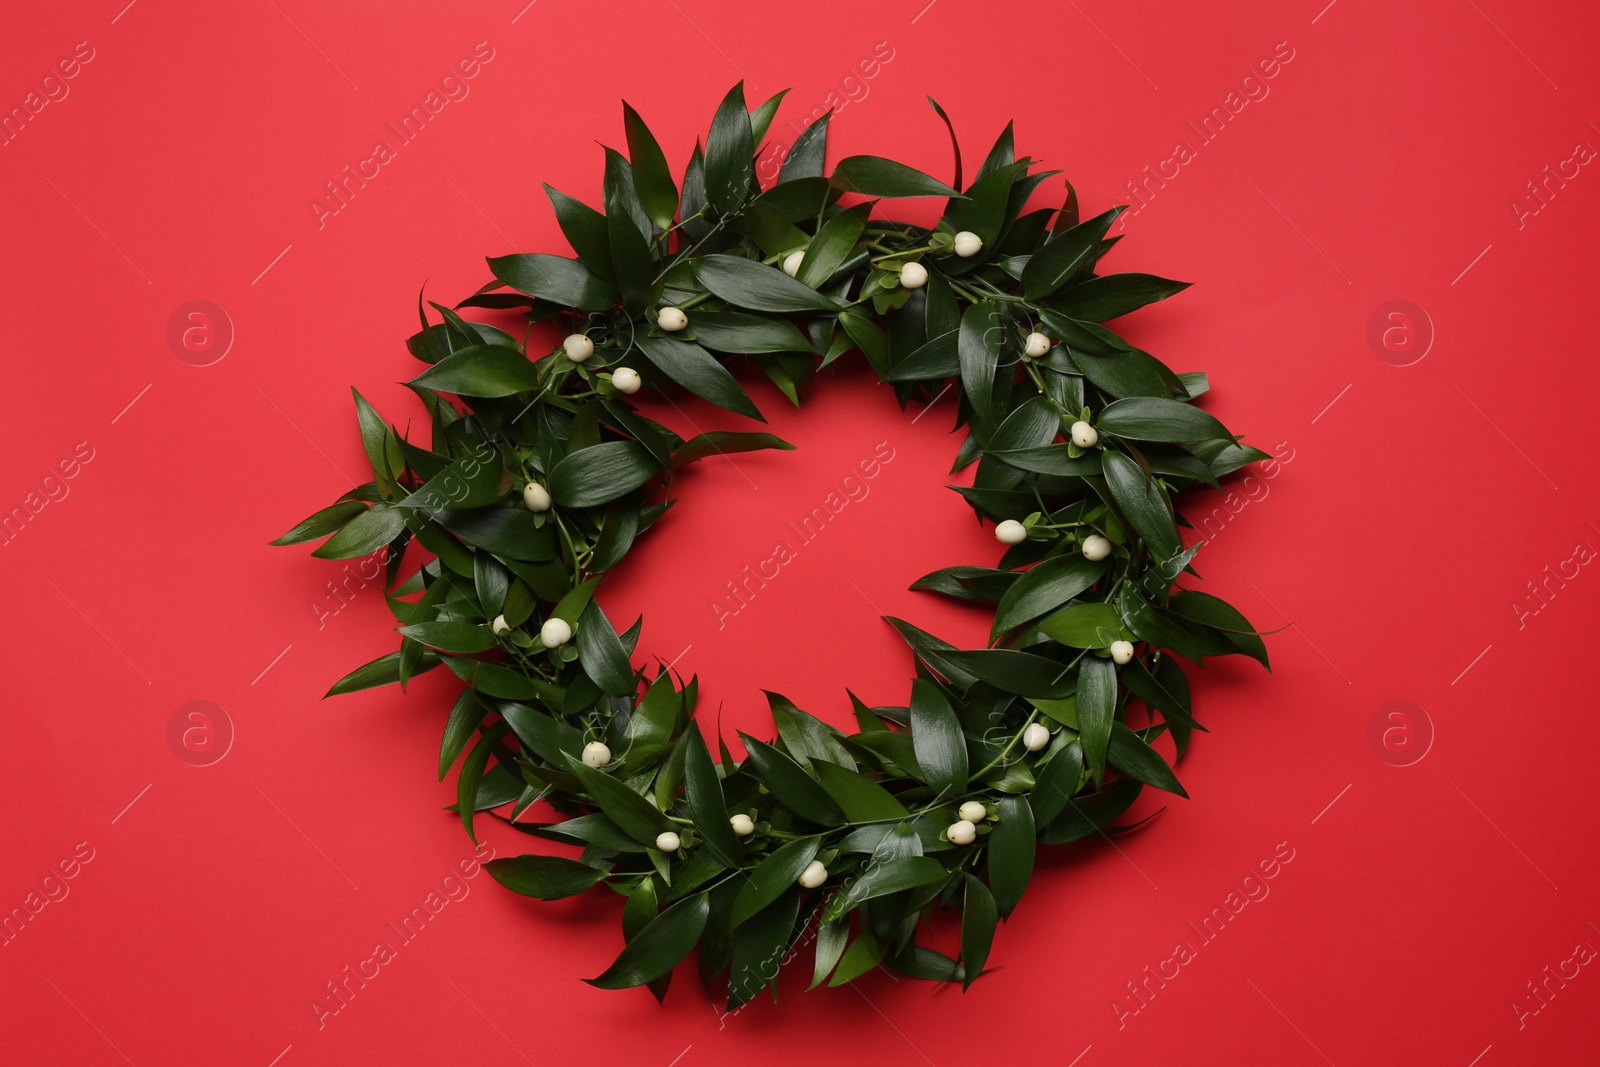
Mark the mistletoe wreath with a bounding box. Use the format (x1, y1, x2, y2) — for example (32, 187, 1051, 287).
(276, 85, 1271, 1006)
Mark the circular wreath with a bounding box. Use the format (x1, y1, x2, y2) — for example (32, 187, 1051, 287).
(276, 84, 1271, 1006)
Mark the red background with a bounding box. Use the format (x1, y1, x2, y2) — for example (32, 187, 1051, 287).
(4, 0, 1598, 1064)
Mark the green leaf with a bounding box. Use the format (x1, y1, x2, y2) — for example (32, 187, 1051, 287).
(437, 507, 558, 560)
(603, 149, 656, 316)
(694, 255, 840, 313)
(938, 649, 1076, 699)
(408, 346, 540, 399)
(1051, 272, 1190, 322)
(577, 599, 634, 696)
(1108, 723, 1187, 796)
(831, 155, 961, 198)
(635, 334, 763, 420)
(1095, 397, 1232, 442)
(732, 837, 821, 927)
(909, 679, 968, 795)
(885, 617, 979, 689)
(689, 310, 813, 355)
(488, 253, 617, 310)
(502, 701, 583, 766)
(823, 856, 947, 922)
(976, 396, 1060, 490)
(1068, 347, 1171, 400)
(397, 448, 506, 510)
(828, 933, 886, 986)
(1022, 207, 1122, 301)
(986, 796, 1034, 918)
(781, 113, 830, 181)
(543, 183, 614, 282)
(1040, 779, 1143, 844)
(351, 389, 390, 483)
(326, 649, 437, 697)
(909, 566, 1019, 603)
(438, 689, 485, 780)
(683, 728, 741, 867)
(961, 874, 997, 990)
(1038, 602, 1125, 648)
(457, 722, 509, 840)
(880, 329, 958, 382)
(797, 202, 871, 289)
(311, 503, 405, 559)
(749, 88, 788, 143)
(672, 431, 794, 469)
(993, 556, 1107, 634)
(1078, 657, 1117, 781)
(396, 620, 494, 653)
(585, 892, 710, 989)
(1168, 590, 1270, 668)
(704, 83, 753, 215)
(1102, 450, 1180, 561)
(810, 916, 850, 989)
(575, 763, 675, 845)
(622, 102, 678, 230)
(548, 441, 660, 508)
(812, 760, 910, 822)
(486, 854, 608, 899)
(977, 121, 1015, 180)
(957, 301, 1007, 417)
(271, 499, 367, 546)
(739, 736, 844, 825)
(727, 889, 800, 1009)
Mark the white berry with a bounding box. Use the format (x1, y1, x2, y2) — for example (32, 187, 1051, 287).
(562, 333, 594, 362)
(1023, 723, 1051, 751)
(798, 860, 828, 888)
(1081, 534, 1112, 561)
(611, 366, 642, 394)
(899, 261, 929, 289)
(1024, 332, 1051, 358)
(729, 814, 755, 836)
(1070, 421, 1099, 448)
(782, 250, 806, 277)
(1110, 640, 1135, 665)
(539, 617, 572, 648)
(657, 307, 688, 332)
(952, 231, 984, 257)
(490, 614, 512, 637)
(947, 819, 977, 846)
(655, 831, 681, 853)
(582, 741, 611, 768)
(958, 801, 987, 823)
(995, 519, 1028, 545)
(522, 482, 552, 512)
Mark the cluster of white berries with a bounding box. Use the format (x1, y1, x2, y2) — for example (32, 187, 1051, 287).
(895, 231, 984, 291)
